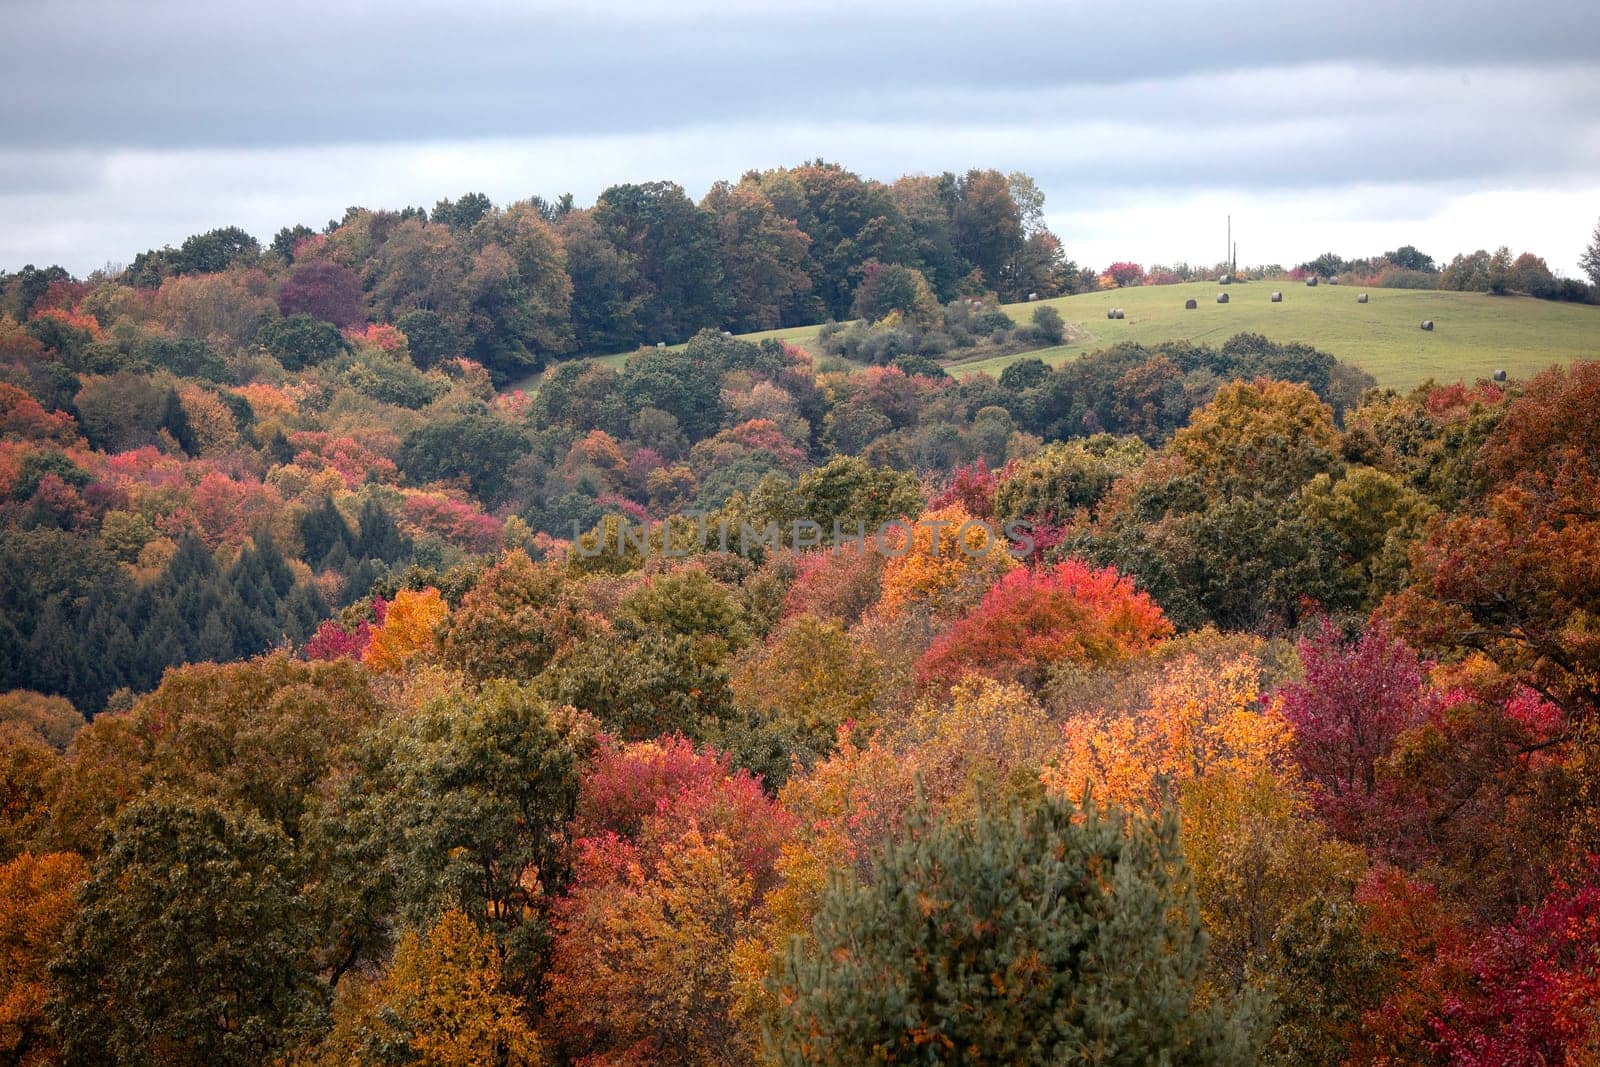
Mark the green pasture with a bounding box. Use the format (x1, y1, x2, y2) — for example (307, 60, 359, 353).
(517, 280, 1600, 394)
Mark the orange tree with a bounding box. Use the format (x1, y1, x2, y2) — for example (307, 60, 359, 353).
(918, 558, 1172, 689)
(1388, 361, 1600, 718)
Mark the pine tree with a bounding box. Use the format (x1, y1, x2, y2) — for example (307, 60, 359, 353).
(299, 497, 353, 568)
(769, 793, 1262, 1064)
(353, 498, 411, 565)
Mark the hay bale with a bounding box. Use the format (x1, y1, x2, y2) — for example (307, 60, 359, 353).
(656, 341, 667, 348)
(1493, 369, 1508, 382)
(1107, 308, 1117, 320)
(1306, 277, 1319, 287)
(722, 330, 733, 336)
(1184, 298, 1198, 310)
(1328, 277, 1340, 285)
(1220, 274, 1232, 285)
(1271, 291, 1283, 302)
(1217, 293, 1229, 304)
(1420, 320, 1434, 331)
(1357, 293, 1368, 304)
(1115, 309, 1125, 319)
(1028, 292, 1039, 301)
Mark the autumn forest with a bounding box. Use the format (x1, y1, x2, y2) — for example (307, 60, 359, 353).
(2, 160, 1600, 1065)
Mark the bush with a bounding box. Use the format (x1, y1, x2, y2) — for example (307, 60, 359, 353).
(1030, 305, 1065, 344)
(1376, 268, 1439, 290)
(974, 308, 1013, 336)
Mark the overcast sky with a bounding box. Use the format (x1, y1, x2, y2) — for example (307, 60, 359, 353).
(4, 0, 1599, 277)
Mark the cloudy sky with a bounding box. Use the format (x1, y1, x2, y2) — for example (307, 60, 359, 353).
(5, 0, 1599, 277)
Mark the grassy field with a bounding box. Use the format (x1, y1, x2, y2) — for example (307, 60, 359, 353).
(513, 281, 1600, 394)
(961, 281, 1600, 388)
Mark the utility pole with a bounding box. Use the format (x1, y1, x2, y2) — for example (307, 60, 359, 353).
(1226, 215, 1230, 272)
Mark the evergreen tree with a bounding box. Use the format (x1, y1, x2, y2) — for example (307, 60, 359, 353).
(353, 498, 411, 565)
(299, 498, 354, 569)
(770, 794, 1261, 1064)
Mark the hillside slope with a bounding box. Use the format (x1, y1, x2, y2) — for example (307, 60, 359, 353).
(559, 282, 1600, 393)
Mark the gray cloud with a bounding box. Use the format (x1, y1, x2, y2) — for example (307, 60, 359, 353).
(6, 0, 1600, 148)
(2, 0, 1597, 276)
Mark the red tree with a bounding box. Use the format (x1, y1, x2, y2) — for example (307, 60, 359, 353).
(917, 558, 1172, 687)
(276, 260, 365, 329)
(1278, 620, 1429, 835)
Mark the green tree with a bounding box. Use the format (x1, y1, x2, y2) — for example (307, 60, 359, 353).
(996, 435, 1148, 525)
(49, 792, 314, 1066)
(396, 309, 464, 369)
(850, 260, 939, 325)
(1257, 897, 1396, 1067)
(368, 219, 472, 324)
(1582, 217, 1600, 287)
(954, 168, 1026, 298)
(555, 208, 644, 352)
(399, 414, 532, 507)
(703, 180, 813, 332)
(794, 455, 923, 535)
(314, 682, 598, 995)
(1030, 304, 1065, 344)
(618, 343, 726, 442)
(1486, 245, 1514, 294)
(257, 313, 347, 371)
(431, 191, 494, 231)
(758, 162, 914, 321)
(1382, 245, 1435, 272)
(593, 181, 727, 343)
(172, 226, 261, 274)
(616, 565, 748, 666)
(537, 631, 735, 741)
(462, 202, 576, 381)
(437, 548, 597, 681)
(770, 794, 1259, 1064)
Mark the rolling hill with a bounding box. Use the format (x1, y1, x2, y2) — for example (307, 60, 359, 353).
(539, 281, 1600, 393)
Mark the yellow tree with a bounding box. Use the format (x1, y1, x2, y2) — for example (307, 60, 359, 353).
(312, 909, 541, 1066)
(875, 503, 1016, 620)
(1179, 769, 1365, 992)
(1044, 652, 1291, 807)
(730, 613, 882, 750)
(364, 587, 449, 673)
(896, 674, 1058, 818)
(0, 851, 89, 1065)
(1169, 378, 1340, 497)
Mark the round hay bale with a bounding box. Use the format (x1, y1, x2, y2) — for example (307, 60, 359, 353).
(1306, 277, 1319, 287)
(1220, 274, 1232, 285)
(1420, 320, 1434, 331)
(1115, 309, 1125, 319)
(1184, 298, 1198, 310)
(1028, 292, 1039, 301)
(1357, 293, 1368, 304)
(1107, 308, 1117, 320)
(1217, 293, 1229, 304)
(656, 341, 667, 348)
(1270, 291, 1283, 302)
(1328, 277, 1340, 285)
(1493, 369, 1508, 382)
